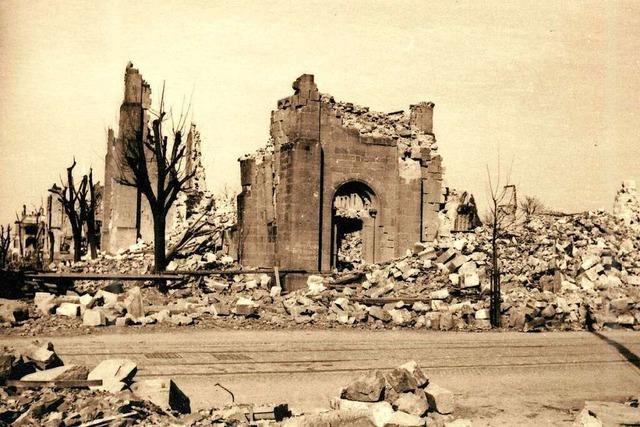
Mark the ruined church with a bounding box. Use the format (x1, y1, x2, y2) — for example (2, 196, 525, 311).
(237, 74, 476, 283)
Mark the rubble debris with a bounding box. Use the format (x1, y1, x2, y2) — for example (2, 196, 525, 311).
(0, 345, 200, 425)
(575, 399, 640, 426)
(333, 360, 464, 426)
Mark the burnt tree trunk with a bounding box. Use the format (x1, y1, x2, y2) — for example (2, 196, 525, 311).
(153, 210, 166, 273)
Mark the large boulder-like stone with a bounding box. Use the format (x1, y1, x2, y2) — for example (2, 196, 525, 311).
(341, 370, 386, 402)
(22, 341, 62, 370)
(393, 392, 428, 416)
(398, 361, 428, 388)
(424, 383, 454, 415)
(386, 367, 418, 393)
(131, 378, 191, 414)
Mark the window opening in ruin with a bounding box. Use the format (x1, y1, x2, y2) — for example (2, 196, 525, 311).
(331, 181, 377, 270)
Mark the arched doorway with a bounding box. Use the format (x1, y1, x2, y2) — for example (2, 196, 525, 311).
(331, 181, 378, 270)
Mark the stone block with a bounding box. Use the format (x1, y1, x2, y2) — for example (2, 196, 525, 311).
(131, 378, 191, 414)
(430, 289, 449, 300)
(124, 286, 145, 319)
(386, 367, 418, 393)
(398, 361, 428, 388)
(341, 370, 386, 402)
(424, 383, 454, 414)
(23, 341, 62, 370)
(369, 306, 392, 322)
(56, 303, 79, 318)
(34, 292, 56, 315)
(393, 392, 428, 416)
(82, 309, 106, 326)
(88, 359, 137, 391)
(460, 273, 479, 289)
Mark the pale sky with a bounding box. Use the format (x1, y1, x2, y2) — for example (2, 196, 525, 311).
(1, 1, 639, 226)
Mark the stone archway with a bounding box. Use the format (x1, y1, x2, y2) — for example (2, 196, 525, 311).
(330, 181, 378, 270)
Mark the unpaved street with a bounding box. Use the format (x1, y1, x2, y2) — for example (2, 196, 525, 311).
(4, 329, 640, 426)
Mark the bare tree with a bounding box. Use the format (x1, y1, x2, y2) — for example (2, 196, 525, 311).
(0, 225, 11, 268)
(485, 165, 516, 328)
(519, 195, 545, 217)
(118, 86, 196, 273)
(84, 169, 100, 259)
(49, 159, 88, 262)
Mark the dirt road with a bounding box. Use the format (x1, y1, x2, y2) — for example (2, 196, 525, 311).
(4, 329, 640, 426)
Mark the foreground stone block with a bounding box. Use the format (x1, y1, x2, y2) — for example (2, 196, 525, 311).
(424, 383, 454, 414)
(23, 341, 62, 370)
(341, 370, 386, 402)
(88, 359, 137, 391)
(283, 410, 375, 427)
(131, 378, 191, 414)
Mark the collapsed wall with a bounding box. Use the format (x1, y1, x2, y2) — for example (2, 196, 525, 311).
(237, 74, 446, 276)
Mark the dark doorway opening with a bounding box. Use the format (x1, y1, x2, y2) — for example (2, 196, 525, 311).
(330, 181, 377, 270)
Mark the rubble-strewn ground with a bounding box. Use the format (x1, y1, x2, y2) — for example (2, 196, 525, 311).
(3, 197, 640, 337)
(3, 329, 640, 426)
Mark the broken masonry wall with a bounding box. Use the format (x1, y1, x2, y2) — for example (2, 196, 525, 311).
(237, 74, 443, 276)
(102, 63, 153, 254)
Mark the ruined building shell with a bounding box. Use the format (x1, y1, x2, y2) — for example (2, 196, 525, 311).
(236, 74, 444, 286)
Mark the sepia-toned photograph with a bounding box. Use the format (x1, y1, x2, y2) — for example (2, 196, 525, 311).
(1, 1, 639, 425)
